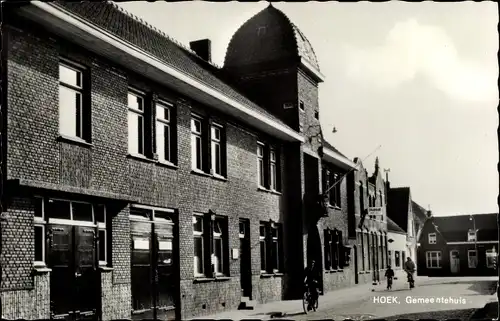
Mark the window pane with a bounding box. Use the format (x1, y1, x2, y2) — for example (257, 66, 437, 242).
(194, 237, 204, 275)
(260, 241, 266, 271)
(213, 221, 222, 234)
(270, 163, 276, 189)
(259, 224, 266, 237)
(59, 64, 81, 88)
(157, 123, 171, 162)
(46, 199, 71, 220)
(35, 225, 43, 262)
(99, 230, 106, 262)
(257, 145, 263, 157)
(214, 143, 221, 175)
(128, 92, 143, 111)
(214, 238, 223, 273)
(258, 159, 265, 186)
(156, 104, 170, 122)
(239, 221, 245, 235)
(193, 216, 203, 232)
(72, 202, 93, 221)
(271, 240, 278, 270)
(191, 118, 201, 133)
(94, 204, 105, 223)
(128, 112, 144, 154)
(211, 126, 220, 141)
(75, 95, 82, 138)
(164, 125, 171, 162)
(34, 198, 43, 218)
(59, 86, 81, 137)
(195, 137, 202, 170)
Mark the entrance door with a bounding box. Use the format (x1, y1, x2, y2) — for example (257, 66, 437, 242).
(239, 219, 252, 298)
(450, 250, 460, 274)
(131, 208, 178, 321)
(48, 224, 98, 320)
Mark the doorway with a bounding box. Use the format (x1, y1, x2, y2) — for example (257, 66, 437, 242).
(354, 245, 359, 284)
(239, 219, 252, 299)
(450, 250, 460, 274)
(130, 206, 178, 321)
(48, 224, 99, 320)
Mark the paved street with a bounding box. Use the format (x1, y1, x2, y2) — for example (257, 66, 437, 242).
(191, 276, 498, 321)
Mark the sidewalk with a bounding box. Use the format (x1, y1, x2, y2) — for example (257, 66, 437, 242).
(188, 276, 498, 321)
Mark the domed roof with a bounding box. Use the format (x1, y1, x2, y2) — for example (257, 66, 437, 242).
(224, 4, 320, 73)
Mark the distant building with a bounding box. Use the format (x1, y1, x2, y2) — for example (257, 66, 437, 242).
(387, 187, 418, 266)
(387, 217, 407, 280)
(412, 201, 429, 242)
(417, 213, 498, 276)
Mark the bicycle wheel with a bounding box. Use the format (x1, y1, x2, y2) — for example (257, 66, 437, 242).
(302, 292, 309, 314)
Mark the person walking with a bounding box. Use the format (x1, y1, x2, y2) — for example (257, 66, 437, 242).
(404, 257, 416, 289)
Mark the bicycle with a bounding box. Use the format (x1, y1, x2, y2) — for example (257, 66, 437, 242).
(406, 271, 415, 289)
(302, 283, 319, 314)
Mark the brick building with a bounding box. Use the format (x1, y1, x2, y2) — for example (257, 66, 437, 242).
(417, 213, 498, 277)
(0, 2, 360, 320)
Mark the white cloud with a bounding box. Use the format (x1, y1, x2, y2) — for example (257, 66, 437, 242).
(343, 19, 498, 103)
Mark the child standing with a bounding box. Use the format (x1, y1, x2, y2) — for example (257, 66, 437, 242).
(385, 265, 395, 290)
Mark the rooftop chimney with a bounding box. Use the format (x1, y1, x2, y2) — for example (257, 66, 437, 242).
(189, 39, 212, 63)
(426, 210, 432, 218)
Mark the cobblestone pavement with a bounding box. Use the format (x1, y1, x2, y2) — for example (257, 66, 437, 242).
(190, 276, 497, 320)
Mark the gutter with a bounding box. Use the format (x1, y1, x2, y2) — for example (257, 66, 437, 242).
(28, 2, 304, 143)
(322, 146, 357, 170)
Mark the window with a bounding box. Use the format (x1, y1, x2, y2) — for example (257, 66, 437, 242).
(191, 117, 203, 171)
(211, 124, 223, 176)
(324, 229, 343, 270)
(388, 250, 392, 267)
(402, 251, 406, 264)
(299, 100, 305, 111)
(323, 168, 342, 208)
(191, 115, 226, 176)
(468, 250, 478, 268)
(269, 148, 277, 190)
(33, 198, 108, 267)
(59, 61, 88, 141)
(360, 233, 365, 271)
(128, 90, 145, 155)
(193, 214, 228, 277)
(314, 110, 319, 120)
(359, 182, 365, 215)
(156, 100, 173, 163)
(428, 233, 436, 244)
(260, 221, 283, 274)
(426, 251, 442, 268)
(395, 251, 400, 267)
(486, 249, 497, 268)
(468, 228, 475, 241)
(257, 142, 281, 191)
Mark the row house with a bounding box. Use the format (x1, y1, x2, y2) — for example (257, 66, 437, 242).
(417, 213, 498, 277)
(0, 2, 360, 321)
(387, 186, 418, 267)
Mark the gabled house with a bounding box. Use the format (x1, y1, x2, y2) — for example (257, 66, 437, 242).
(417, 213, 498, 276)
(387, 187, 417, 267)
(386, 217, 407, 279)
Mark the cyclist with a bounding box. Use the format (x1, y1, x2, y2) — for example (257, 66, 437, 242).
(403, 257, 416, 288)
(304, 260, 319, 311)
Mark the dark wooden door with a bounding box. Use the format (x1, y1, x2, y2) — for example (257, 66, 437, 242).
(48, 224, 98, 320)
(131, 221, 153, 312)
(239, 220, 252, 298)
(155, 223, 177, 320)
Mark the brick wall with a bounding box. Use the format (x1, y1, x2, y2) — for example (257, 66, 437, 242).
(4, 20, 298, 320)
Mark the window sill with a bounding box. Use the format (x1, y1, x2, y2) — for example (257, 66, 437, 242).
(57, 135, 93, 148)
(33, 266, 52, 274)
(157, 160, 178, 169)
(98, 266, 114, 272)
(257, 186, 282, 195)
(328, 205, 341, 210)
(212, 174, 228, 182)
(127, 153, 156, 163)
(191, 169, 228, 181)
(260, 272, 284, 278)
(193, 276, 231, 283)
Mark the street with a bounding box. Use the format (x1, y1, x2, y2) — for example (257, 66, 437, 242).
(274, 277, 497, 320)
(192, 276, 498, 321)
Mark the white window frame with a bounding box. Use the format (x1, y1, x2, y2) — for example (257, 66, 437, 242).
(468, 230, 477, 242)
(128, 89, 145, 156)
(486, 249, 496, 268)
(212, 219, 224, 276)
(426, 251, 442, 268)
(34, 197, 46, 267)
(428, 233, 436, 244)
(95, 204, 107, 266)
(269, 148, 277, 191)
(259, 223, 267, 273)
(193, 214, 205, 277)
(271, 225, 280, 272)
(211, 123, 223, 177)
(191, 116, 203, 171)
(468, 250, 478, 268)
(257, 142, 265, 188)
(58, 60, 85, 140)
(156, 100, 173, 164)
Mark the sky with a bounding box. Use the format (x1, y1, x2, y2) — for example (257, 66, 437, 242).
(118, 1, 499, 217)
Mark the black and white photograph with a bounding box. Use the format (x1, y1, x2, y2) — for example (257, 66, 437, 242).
(0, 1, 498, 320)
